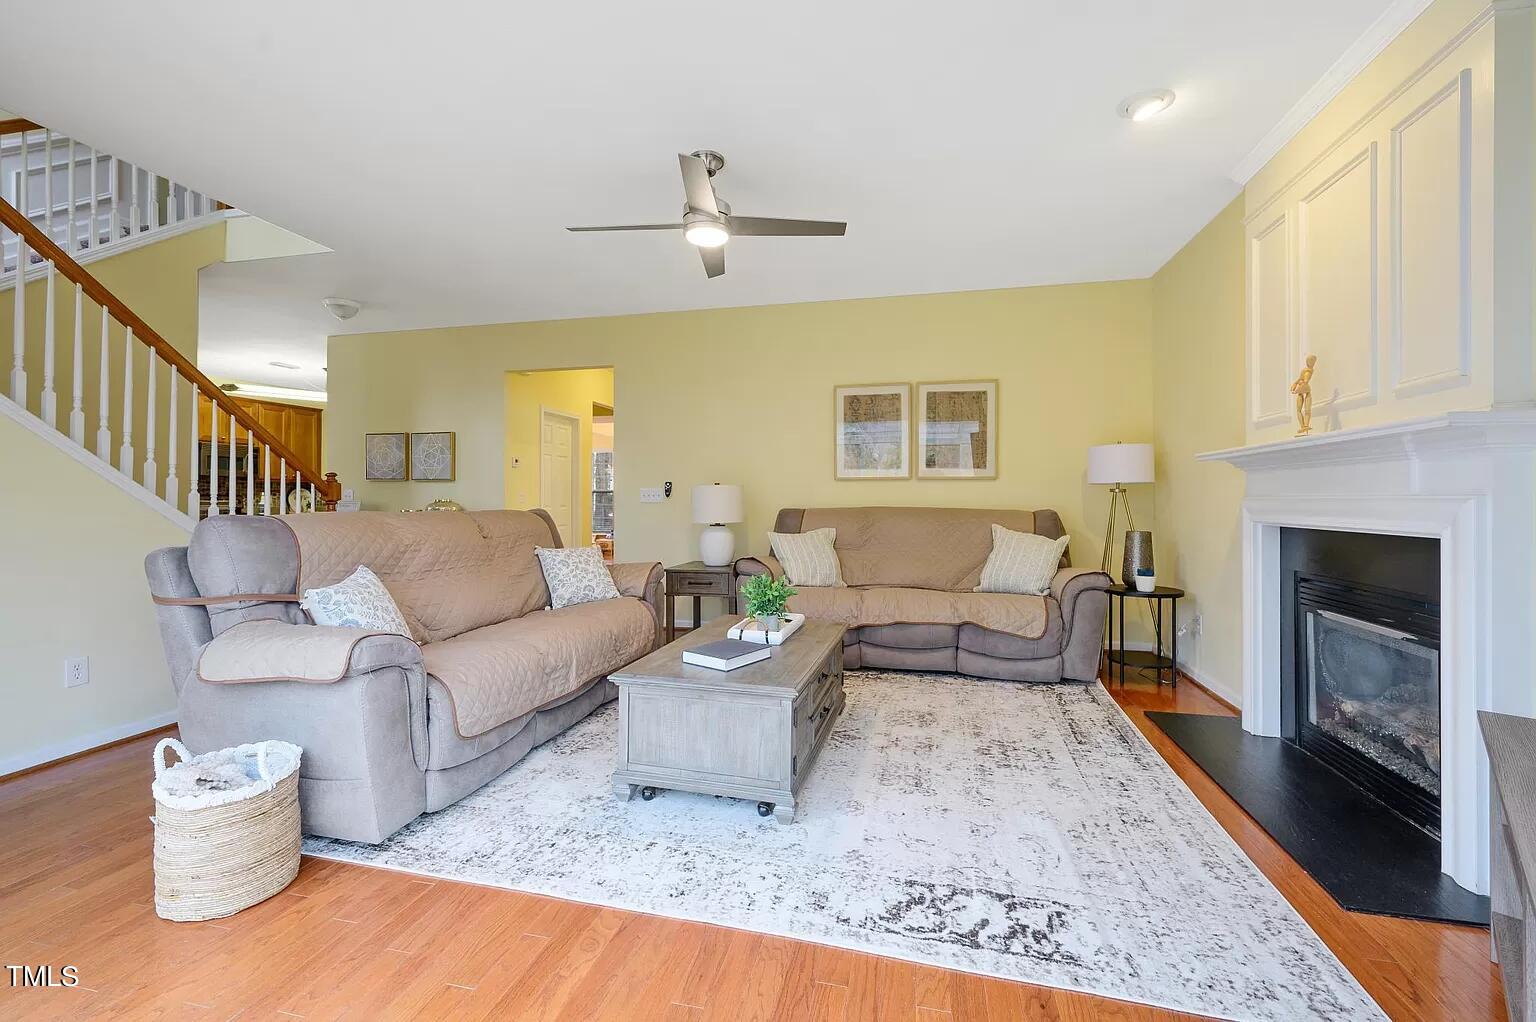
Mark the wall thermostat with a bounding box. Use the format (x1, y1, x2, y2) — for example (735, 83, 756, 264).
(664, 481, 673, 498)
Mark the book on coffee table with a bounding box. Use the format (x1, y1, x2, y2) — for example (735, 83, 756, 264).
(681, 638, 772, 671)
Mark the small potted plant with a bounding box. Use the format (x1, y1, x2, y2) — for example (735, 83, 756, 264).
(741, 573, 797, 633)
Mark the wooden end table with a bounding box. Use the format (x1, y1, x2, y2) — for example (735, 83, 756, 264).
(610, 616, 847, 824)
(1106, 585, 1185, 686)
(664, 561, 738, 641)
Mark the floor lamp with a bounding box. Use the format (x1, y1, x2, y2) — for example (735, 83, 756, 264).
(1086, 442, 1155, 576)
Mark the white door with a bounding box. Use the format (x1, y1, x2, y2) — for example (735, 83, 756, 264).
(540, 410, 577, 545)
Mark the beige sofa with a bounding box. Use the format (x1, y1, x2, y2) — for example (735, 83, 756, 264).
(736, 507, 1111, 683)
(146, 509, 662, 842)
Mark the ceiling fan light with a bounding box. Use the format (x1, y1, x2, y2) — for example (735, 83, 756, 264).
(1118, 89, 1176, 122)
(683, 221, 729, 248)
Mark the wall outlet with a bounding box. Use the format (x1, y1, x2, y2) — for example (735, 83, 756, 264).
(639, 487, 666, 504)
(63, 657, 89, 689)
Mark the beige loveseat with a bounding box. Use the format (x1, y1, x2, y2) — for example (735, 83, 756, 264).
(736, 507, 1111, 683)
(146, 509, 662, 842)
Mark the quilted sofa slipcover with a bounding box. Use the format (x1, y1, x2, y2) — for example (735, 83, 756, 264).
(736, 507, 1111, 683)
(146, 509, 663, 842)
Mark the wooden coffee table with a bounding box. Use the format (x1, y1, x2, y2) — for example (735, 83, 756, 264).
(610, 616, 846, 823)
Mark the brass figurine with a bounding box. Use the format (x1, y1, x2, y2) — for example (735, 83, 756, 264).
(1290, 354, 1317, 436)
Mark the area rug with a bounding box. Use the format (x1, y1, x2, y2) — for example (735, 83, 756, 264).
(304, 671, 1384, 1021)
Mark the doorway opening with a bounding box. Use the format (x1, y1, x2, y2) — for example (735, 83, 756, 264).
(503, 368, 615, 550)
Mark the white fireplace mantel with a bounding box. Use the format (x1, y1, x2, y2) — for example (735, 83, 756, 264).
(1197, 409, 1536, 895)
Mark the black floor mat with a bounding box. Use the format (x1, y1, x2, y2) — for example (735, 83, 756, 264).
(1145, 710, 1488, 926)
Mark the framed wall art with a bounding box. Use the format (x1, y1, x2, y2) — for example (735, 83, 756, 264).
(410, 431, 456, 481)
(834, 383, 911, 480)
(364, 432, 409, 481)
(916, 380, 997, 479)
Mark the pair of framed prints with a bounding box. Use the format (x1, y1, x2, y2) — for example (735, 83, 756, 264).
(833, 381, 997, 481)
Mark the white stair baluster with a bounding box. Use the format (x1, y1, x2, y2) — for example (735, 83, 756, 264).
(246, 429, 254, 515)
(309, 482, 317, 513)
(227, 409, 237, 516)
(43, 132, 53, 243)
(208, 395, 219, 515)
(166, 371, 178, 504)
(68, 284, 84, 443)
(95, 313, 110, 459)
(263, 446, 271, 515)
(295, 470, 303, 513)
(126, 162, 137, 235)
(108, 157, 121, 245)
(40, 261, 56, 426)
(279, 458, 287, 516)
(143, 350, 157, 487)
(118, 328, 134, 475)
(10, 234, 25, 404)
(187, 384, 200, 517)
(87, 148, 98, 249)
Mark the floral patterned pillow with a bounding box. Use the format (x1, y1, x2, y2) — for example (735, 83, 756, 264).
(300, 565, 411, 636)
(535, 546, 621, 610)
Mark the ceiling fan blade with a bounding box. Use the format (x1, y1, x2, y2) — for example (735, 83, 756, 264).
(678, 153, 719, 216)
(566, 223, 683, 232)
(729, 216, 846, 237)
(699, 245, 725, 278)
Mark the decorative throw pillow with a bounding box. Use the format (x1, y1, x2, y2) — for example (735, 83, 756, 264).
(768, 528, 845, 587)
(977, 525, 1070, 596)
(300, 565, 411, 635)
(535, 545, 622, 609)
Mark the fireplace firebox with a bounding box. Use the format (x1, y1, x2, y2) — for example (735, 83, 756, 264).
(1280, 528, 1441, 836)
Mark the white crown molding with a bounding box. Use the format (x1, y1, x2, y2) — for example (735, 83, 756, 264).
(0, 393, 194, 532)
(1230, 0, 1438, 185)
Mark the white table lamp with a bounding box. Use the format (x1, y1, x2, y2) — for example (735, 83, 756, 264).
(692, 483, 743, 566)
(1086, 443, 1155, 575)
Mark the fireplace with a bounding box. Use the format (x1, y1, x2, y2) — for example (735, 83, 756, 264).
(1280, 529, 1441, 834)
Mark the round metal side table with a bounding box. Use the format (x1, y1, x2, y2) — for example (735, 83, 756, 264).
(1105, 585, 1185, 687)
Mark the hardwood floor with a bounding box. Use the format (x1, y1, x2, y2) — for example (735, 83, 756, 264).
(0, 672, 1506, 1021)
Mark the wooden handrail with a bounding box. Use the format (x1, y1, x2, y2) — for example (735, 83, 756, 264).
(0, 118, 44, 135)
(0, 195, 340, 501)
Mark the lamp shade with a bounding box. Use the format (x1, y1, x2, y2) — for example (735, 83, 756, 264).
(1086, 443, 1154, 485)
(692, 483, 743, 524)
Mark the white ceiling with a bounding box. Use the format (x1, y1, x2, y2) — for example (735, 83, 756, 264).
(198, 253, 339, 393)
(4, 0, 1403, 340)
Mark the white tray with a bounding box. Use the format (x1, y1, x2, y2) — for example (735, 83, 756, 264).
(727, 613, 806, 646)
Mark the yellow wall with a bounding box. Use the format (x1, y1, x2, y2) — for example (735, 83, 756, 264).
(0, 222, 228, 499)
(0, 412, 188, 772)
(504, 368, 614, 545)
(327, 283, 1157, 621)
(1149, 198, 1247, 705)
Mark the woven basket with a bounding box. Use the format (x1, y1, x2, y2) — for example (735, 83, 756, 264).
(152, 738, 302, 922)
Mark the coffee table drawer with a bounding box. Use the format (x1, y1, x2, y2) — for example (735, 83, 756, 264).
(668, 571, 733, 597)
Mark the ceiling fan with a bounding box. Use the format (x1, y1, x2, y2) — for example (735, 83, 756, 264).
(567, 151, 847, 278)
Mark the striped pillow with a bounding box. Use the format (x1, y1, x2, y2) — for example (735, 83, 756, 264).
(977, 525, 1069, 596)
(769, 528, 845, 587)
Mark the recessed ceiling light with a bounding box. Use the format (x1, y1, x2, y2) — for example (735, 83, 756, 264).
(1118, 89, 1176, 122)
(268, 360, 302, 370)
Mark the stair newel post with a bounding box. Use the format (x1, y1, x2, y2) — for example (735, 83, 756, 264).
(187, 384, 200, 518)
(65, 138, 75, 252)
(262, 445, 271, 515)
(166, 370, 178, 505)
(323, 473, 339, 512)
(95, 311, 110, 459)
(10, 233, 25, 404)
(42, 131, 53, 243)
(279, 458, 287, 516)
(226, 407, 236, 516)
(108, 157, 121, 246)
(118, 327, 134, 476)
(68, 283, 84, 444)
(40, 261, 56, 427)
(143, 349, 157, 490)
(207, 392, 219, 515)
(87, 148, 98, 250)
(246, 427, 254, 515)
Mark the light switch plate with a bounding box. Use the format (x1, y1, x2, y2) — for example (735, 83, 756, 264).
(639, 487, 665, 504)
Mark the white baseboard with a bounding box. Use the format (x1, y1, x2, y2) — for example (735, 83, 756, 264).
(0, 710, 177, 777)
(1106, 640, 1241, 708)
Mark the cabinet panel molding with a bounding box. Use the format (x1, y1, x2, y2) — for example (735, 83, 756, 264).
(1248, 212, 1294, 428)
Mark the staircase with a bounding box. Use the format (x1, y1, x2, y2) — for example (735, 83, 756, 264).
(1, 118, 340, 522)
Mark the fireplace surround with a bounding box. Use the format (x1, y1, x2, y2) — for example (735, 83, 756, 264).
(1201, 410, 1536, 895)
